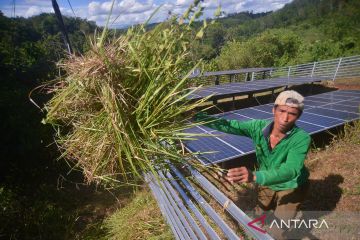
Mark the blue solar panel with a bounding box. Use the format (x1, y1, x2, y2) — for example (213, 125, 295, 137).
(299, 112, 344, 127)
(218, 133, 255, 154)
(305, 94, 360, 105)
(216, 113, 252, 121)
(294, 121, 323, 134)
(338, 100, 360, 106)
(187, 76, 327, 101)
(319, 93, 356, 102)
(309, 94, 346, 101)
(183, 125, 214, 134)
(184, 90, 360, 165)
(185, 136, 240, 163)
(304, 100, 328, 107)
(251, 104, 274, 113)
(306, 107, 359, 120)
(184, 127, 244, 164)
(231, 108, 273, 119)
(320, 103, 360, 113)
(305, 96, 329, 103)
(330, 91, 360, 97)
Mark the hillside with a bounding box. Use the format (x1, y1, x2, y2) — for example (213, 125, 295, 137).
(196, 0, 360, 66)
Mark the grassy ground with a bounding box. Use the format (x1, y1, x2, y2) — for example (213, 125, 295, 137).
(104, 189, 173, 240)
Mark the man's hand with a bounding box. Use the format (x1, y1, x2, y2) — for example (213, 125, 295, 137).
(226, 167, 256, 184)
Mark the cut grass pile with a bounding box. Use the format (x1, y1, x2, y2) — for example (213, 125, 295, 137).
(43, 1, 211, 186)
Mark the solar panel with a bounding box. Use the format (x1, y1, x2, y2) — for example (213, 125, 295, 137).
(187, 76, 326, 101)
(184, 90, 360, 165)
(322, 103, 360, 113)
(293, 121, 324, 134)
(251, 104, 274, 113)
(188, 67, 273, 78)
(299, 112, 344, 128)
(184, 126, 249, 163)
(304, 100, 328, 107)
(306, 107, 359, 120)
(219, 113, 252, 121)
(230, 108, 273, 119)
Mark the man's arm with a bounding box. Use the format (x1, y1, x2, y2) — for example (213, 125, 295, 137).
(194, 112, 254, 138)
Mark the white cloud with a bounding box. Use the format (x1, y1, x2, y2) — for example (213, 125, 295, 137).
(176, 0, 193, 6)
(87, 0, 159, 27)
(119, 0, 154, 14)
(24, 6, 42, 17)
(89, 2, 102, 15)
(22, 5, 53, 17)
(0, 0, 293, 27)
(228, 0, 291, 13)
(202, 1, 220, 9)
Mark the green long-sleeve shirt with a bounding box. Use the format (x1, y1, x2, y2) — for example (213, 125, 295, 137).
(196, 114, 311, 191)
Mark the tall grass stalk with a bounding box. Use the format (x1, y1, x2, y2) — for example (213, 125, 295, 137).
(43, 2, 212, 186)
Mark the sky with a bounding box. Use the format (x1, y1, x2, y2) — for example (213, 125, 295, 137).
(0, 0, 293, 28)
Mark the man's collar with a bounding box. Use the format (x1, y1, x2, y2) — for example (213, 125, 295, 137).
(262, 121, 296, 138)
(262, 121, 273, 139)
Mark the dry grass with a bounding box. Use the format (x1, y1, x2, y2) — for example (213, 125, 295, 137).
(104, 188, 173, 240)
(325, 77, 360, 90)
(43, 2, 211, 186)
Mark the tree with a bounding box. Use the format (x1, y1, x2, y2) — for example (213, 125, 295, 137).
(214, 29, 302, 70)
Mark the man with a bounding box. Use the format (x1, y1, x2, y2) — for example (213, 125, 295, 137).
(196, 90, 311, 238)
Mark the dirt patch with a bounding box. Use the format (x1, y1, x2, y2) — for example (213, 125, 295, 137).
(325, 77, 360, 90)
(303, 137, 360, 211)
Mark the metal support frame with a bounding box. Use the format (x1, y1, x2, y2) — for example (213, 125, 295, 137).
(311, 62, 317, 77)
(287, 66, 291, 79)
(333, 58, 343, 81)
(251, 72, 255, 81)
(245, 72, 249, 81)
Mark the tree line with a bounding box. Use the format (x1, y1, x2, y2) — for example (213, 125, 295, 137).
(197, 0, 360, 69)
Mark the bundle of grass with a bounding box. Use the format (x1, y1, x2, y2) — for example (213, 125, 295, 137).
(43, 2, 212, 186)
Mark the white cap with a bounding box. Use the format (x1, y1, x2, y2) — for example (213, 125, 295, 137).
(274, 90, 304, 111)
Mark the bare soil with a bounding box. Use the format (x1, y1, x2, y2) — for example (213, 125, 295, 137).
(303, 139, 360, 212)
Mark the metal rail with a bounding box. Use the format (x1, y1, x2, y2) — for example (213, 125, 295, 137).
(270, 55, 360, 80)
(147, 162, 276, 240)
(192, 55, 360, 86)
(185, 163, 274, 240)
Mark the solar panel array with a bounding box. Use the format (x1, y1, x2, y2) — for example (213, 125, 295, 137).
(187, 76, 326, 101)
(188, 67, 273, 78)
(184, 90, 360, 165)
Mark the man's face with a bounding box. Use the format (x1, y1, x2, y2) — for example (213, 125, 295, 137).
(272, 105, 301, 133)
